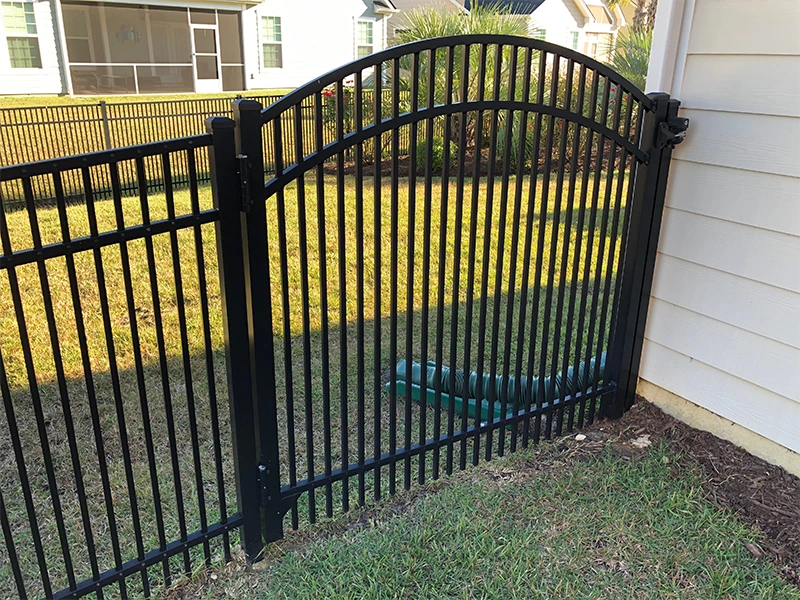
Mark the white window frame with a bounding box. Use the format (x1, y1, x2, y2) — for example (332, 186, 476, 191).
(1, 0, 42, 70)
(260, 15, 282, 70)
(62, 4, 95, 64)
(567, 30, 579, 51)
(356, 19, 374, 59)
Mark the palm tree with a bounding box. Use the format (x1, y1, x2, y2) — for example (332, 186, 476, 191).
(608, 0, 658, 33)
(391, 1, 529, 149)
(606, 26, 652, 89)
(392, 1, 530, 45)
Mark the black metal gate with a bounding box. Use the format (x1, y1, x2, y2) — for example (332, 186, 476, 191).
(210, 35, 687, 560)
(0, 35, 686, 598)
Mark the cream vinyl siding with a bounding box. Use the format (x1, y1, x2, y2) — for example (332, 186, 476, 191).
(641, 0, 800, 455)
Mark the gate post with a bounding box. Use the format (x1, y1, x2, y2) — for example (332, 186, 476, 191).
(604, 93, 687, 419)
(206, 115, 264, 561)
(231, 99, 285, 545)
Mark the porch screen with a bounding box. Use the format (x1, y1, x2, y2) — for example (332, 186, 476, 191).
(61, 2, 244, 94)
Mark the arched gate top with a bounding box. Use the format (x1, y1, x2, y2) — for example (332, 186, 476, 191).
(260, 34, 652, 125)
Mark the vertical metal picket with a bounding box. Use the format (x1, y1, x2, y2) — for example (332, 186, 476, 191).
(605, 93, 687, 418)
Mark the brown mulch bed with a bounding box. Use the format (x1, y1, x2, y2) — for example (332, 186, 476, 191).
(320, 149, 619, 178)
(582, 398, 800, 586)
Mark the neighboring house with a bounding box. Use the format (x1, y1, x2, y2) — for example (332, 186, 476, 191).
(494, 0, 628, 61)
(390, 0, 626, 61)
(0, 0, 398, 96)
(388, 0, 467, 39)
(642, 0, 800, 475)
(246, 0, 397, 90)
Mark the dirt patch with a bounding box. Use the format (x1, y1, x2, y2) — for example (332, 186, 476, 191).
(582, 399, 800, 586)
(319, 148, 619, 178)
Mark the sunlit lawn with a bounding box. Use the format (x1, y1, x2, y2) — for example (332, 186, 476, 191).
(0, 171, 628, 598)
(191, 443, 800, 600)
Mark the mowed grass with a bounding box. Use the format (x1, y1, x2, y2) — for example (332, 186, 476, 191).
(180, 443, 800, 600)
(0, 90, 294, 109)
(0, 168, 630, 599)
(0, 90, 291, 178)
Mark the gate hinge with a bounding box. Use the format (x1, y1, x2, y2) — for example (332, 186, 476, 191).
(655, 116, 689, 150)
(237, 154, 253, 213)
(258, 463, 270, 509)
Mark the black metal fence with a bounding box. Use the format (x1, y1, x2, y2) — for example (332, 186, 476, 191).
(0, 91, 421, 209)
(0, 35, 686, 599)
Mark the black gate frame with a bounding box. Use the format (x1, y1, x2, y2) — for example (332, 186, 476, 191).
(207, 35, 688, 563)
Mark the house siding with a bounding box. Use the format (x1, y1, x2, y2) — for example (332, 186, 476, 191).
(642, 0, 800, 456)
(528, 0, 581, 47)
(0, 0, 65, 95)
(389, 0, 465, 37)
(243, 0, 390, 90)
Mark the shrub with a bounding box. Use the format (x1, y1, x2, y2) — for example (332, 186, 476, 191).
(416, 137, 457, 173)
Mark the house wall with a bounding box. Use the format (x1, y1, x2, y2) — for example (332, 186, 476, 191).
(643, 0, 800, 464)
(243, 0, 390, 90)
(528, 0, 622, 60)
(0, 0, 66, 94)
(528, 0, 582, 48)
(389, 0, 466, 39)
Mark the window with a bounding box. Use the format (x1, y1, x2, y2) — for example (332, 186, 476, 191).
(532, 28, 546, 41)
(568, 30, 579, 50)
(2, 1, 41, 68)
(261, 15, 282, 69)
(63, 6, 92, 63)
(356, 20, 373, 58)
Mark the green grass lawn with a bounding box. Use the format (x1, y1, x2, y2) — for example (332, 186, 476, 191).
(0, 90, 294, 109)
(172, 442, 800, 600)
(0, 89, 293, 170)
(0, 167, 631, 598)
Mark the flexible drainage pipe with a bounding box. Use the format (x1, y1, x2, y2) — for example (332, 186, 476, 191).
(393, 352, 606, 406)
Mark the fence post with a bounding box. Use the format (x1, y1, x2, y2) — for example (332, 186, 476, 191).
(206, 115, 264, 562)
(604, 93, 686, 419)
(99, 101, 112, 150)
(231, 98, 284, 545)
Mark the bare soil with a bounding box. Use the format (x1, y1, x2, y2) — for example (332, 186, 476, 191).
(321, 149, 619, 179)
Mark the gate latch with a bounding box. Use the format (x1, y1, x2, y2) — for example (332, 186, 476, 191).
(237, 154, 253, 213)
(655, 116, 689, 149)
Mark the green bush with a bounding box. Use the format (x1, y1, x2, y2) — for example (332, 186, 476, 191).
(416, 137, 457, 173)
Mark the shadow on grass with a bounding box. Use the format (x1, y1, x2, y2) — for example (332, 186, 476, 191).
(0, 270, 618, 599)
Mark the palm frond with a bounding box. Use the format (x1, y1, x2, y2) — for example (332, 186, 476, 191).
(605, 26, 652, 90)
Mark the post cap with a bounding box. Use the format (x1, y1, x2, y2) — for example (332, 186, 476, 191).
(205, 116, 235, 132)
(232, 98, 264, 112)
